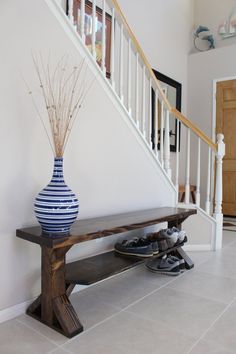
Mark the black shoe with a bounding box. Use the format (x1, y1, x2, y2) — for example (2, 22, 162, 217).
(146, 257, 181, 276)
(168, 255, 185, 271)
(115, 238, 153, 258)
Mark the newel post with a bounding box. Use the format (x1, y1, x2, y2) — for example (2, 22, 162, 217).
(213, 134, 225, 250)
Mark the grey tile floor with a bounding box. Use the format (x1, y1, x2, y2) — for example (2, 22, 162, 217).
(1, 230, 236, 354)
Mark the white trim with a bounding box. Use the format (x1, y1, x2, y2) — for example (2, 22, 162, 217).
(177, 202, 217, 223)
(212, 75, 236, 143)
(183, 244, 212, 251)
(0, 297, 37, 323)
(212, 76, 236, 249)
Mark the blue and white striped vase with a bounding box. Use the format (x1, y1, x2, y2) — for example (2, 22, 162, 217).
(34, 157, 79, 237)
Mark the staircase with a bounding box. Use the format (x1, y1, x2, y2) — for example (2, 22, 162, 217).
(46, 0, 225, 250)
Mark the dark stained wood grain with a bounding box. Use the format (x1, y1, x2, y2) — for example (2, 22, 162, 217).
(53, 295, 83, 337)
(16, 207, 196, 249)
(65, 241, 190, 285)
(66, 251, 145, 285)
(17, 207, 196, 338)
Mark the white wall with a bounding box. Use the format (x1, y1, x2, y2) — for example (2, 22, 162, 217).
(0, 0, 175, 312)
(118, 0, 194, 113)
(194, 0, 236, 50)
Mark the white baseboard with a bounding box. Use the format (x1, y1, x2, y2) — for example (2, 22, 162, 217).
(183, 244, 213, 251)
(0, 285, 88, 324)
(0, 297, 37, 323)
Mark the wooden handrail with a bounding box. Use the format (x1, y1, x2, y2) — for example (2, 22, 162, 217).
(111, 0, 171, 111)
(111, 0, 217, 151)
(171, 108, 217, 151)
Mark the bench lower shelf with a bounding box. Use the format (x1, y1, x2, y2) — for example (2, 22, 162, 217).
(66, 251, 144, 285)
(65, 243, 194, 286)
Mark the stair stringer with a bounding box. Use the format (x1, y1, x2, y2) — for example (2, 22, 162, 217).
(179, 203, 216, 251)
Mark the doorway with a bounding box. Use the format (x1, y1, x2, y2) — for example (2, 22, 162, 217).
(216, 79, 236, 216)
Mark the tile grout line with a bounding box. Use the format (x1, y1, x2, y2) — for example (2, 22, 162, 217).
(186, 296, 236, 354)
(60, 255, 214, 347)
(60, 309, 125, 348)
(60, 270, 189, 347)
(15, 254, 214, 350)
(16, 318, 66, 349)
(119, 254, 216, 312)
(47, 346, 73, 354)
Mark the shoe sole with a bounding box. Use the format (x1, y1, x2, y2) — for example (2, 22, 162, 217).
(146, 266, 181, 276)
(115, 249, 153, 258)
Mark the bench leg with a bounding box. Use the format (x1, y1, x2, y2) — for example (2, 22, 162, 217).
(175, 247, 194, 270)
(27, 246, 83, 338)
(168, 219, 194, 270)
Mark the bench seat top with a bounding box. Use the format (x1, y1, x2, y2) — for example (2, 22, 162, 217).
(16, 207, 196, 249)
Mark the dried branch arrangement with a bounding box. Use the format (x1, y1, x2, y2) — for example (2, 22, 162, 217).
(28, 55, 93, 157)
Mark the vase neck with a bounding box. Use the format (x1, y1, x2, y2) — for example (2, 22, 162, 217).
(51, 157, 65, 182)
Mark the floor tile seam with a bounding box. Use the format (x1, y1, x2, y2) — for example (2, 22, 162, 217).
(60, 272, 189, 347)
(121, 307, 198, 343)
(186, 296, 236, 354)
(47, 346, 73, 354)
(60, 309, 124, 347)
(164, 284, 230, 306)
(15, 318, 64, 348)
(73, 294, 123, 312)
(119, 270, 188, 312)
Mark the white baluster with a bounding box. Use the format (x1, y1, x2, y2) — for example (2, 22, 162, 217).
(196, 138, 201, 207)
(149, 78, 152, 147)
(185, 128, 190, 204)
(175, 119, 180, 201)
(213, 134, 225, 250)
(101, 0, 106, 75)
(142, 65, 146, 137)
(135, 53, 139, 127)
(160, 100, 164, 167)
(110, 8, 115, 89)
(154, 90, 158, 157)
(119, 23, 124, 103)
(164, 109, 171, 178)
(92, 0, 96, 59)
(68, 0, 74, 26)
(127, 38, 132, 115)
(80, 0, 85, 42)
(205, 146, 211, 214)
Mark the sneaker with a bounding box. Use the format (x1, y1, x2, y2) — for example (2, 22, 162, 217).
(146, 257, 181, 276)
(171, 227, 187, 243)
(114, 238, 153, 258)
(168, 255, 185, 271)
(154, 229, 179, 250)
(145, 234, 159, 255)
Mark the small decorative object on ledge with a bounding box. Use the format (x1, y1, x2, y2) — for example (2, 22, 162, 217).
(218, 8, 236, 39)
(28, 55, 93, 237)
(194, 25, 215, 51)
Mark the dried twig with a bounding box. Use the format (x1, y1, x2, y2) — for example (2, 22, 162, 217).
(29, 55, 92, 157)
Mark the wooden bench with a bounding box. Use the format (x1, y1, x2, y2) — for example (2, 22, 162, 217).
(16, 207, 196, 338)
